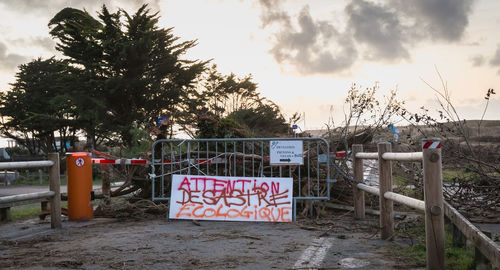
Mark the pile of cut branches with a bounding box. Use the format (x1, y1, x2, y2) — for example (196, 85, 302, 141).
(94, 198, 168, 220)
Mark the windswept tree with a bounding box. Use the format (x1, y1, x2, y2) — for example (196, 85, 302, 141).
(0, 58, 79, 154)
(181, 65, 290, 138)
(48, 4, 206, 147)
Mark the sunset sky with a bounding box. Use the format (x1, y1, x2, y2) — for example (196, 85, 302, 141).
(0, 0, 499, 131)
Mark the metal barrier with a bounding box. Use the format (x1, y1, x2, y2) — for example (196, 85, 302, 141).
(150, 138, 335, 218)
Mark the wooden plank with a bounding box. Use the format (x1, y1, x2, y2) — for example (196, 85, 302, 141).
(352, 144, 365, 219)
(354, 152, 378, 159)
(41, 201, 49, 211)
(444, 202, 500, 268)
(0, 160, 54, 170)
(0, 191, 55, 204)
(422, 138, 445, 270)
(383, 191, 425, 212)
(356, 183, 380, 196)
(378, 142, 394, 240)
(381, 152, 423, 161)
(101, 164, 111, 204)
(48, 153, 62, 229)
(0, 197, 49, 208)
(0, 207, 11, 222)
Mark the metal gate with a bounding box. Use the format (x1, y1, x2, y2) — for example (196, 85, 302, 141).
(150, 138, 335, 219)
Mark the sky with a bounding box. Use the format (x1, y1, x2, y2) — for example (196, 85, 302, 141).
(0, 0, 499, 132)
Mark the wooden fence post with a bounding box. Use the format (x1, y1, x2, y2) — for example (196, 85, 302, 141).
(353, 144, 365, 219)
(38, 169, 43, 184)
(378, 142, 394, 240)
(101, 164, 111, 205)
(422, 138, 445, 270)
(41, 200, 49, 211)
(0, 207, 10, 222)
(48, 153, 62, 229)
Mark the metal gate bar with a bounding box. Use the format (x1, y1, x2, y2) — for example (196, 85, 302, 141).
(151, 138, 334, 219)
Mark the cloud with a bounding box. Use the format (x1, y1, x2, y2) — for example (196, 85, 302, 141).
(470, 55, 485, 67)
(10, 37, 55, 52)
(490, 45, 500, 75)
(490, 45, 500, 66)
(345, 0, 409, 61)
(265, 5, 358, 74)
(392, 0, 475, 42)
(345, 0, 475, 61)
(259, 0, 290, 28)
(0, 42, 27, 71)
(258, 0, 477, 74)
(0, 0, 161, 16)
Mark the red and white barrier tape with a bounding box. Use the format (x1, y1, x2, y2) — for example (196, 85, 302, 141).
(92, 158, 148, 165)
(92, 151, 349, 165)
(422, 141, 441, 149)
(331, 151, 350, 158)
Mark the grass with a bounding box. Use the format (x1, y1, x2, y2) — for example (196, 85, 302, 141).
(444, 222, 474, 270)
(10, 204, 44, 221)
(9, 201, 69, 221)
(392, 173, 407, 186)
(388, 218, 475, 269)
(7, 173, 106, 186)
(442, 169, 480, 183)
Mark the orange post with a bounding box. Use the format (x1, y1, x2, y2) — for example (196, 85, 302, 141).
(66, 152, 93, 220)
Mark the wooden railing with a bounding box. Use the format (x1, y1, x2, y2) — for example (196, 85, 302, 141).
(352, 139, 500, 270)
(0, 153, 61, 229)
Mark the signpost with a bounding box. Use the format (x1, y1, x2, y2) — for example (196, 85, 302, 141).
(169, 175, 293, 222)
(270, 140, 303, 165)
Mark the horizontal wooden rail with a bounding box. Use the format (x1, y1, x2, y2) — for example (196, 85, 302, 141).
(381, 152, 423, 161)
(352, 140, 500, 269)
(0, 191, 55, 204)
(384, 191, 425, 211)
(355, 152, 423, 161)
(444, 202, 500, 268)
(353, 140, 445, 269)
(0, 160, 54, 170)
(356, 184, 425, 211)
(354, 152, 378, 159)
(0, 153, 61, 229)
(356, 183, 379, 196)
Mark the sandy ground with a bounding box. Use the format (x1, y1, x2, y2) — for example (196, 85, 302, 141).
(0, 213, 424, 270)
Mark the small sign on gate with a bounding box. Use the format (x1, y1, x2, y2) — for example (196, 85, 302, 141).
(169, 175, 293, 222)
(270, 140, 303, 165)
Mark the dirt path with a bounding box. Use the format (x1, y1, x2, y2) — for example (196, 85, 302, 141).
(0, 214, 424, 269)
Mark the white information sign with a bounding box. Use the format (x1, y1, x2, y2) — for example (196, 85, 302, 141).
(169, 175, 293, 222)
(270, 140, 303, 165)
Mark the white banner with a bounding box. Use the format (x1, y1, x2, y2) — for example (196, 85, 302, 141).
(169, 175, 293, 222)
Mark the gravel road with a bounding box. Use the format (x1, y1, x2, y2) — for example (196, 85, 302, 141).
(0, 214, 424, 269)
